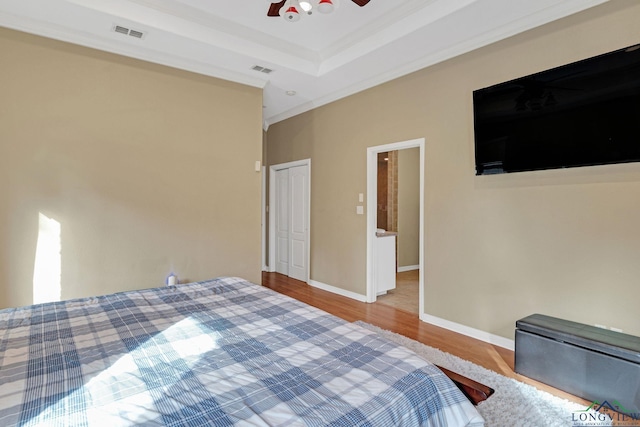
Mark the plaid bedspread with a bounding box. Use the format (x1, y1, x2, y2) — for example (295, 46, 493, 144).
(0, 277, 484, 426)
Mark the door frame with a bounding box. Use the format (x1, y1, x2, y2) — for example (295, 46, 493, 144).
(366, 139, 425, 316)
(261, 165, 267, 271)
(268, 159, 311, 282)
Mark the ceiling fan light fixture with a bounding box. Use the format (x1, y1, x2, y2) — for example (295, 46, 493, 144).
(299, 1, 312, 12)
(317, 0, 334, 14)
(268, 0, 357, 20)
(283, 4, 301, 22)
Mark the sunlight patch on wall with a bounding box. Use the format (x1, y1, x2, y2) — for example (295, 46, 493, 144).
(33, 213, 61, 304)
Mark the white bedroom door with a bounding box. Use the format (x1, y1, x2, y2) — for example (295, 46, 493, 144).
(271, 161, 310, 282)
(275, 168, 290, 275)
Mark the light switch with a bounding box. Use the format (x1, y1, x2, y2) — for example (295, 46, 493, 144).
(358, 193, 364, 202)
(356, 205, 364, 215)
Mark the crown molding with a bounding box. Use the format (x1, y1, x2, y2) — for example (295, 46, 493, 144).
(264, 0, 609, 126)
(0, 10, 269, 88)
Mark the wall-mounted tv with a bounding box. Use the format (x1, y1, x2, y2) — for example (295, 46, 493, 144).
(473, 43, 640, 175)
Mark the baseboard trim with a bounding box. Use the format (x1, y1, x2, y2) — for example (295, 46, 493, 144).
(397, 265, 419, 273)
(420, 313, 515, 351)
(301, 277, 514, 350)
(309, 280, 367, 303)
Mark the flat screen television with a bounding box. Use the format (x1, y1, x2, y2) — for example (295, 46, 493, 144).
(473, 43, 640, 175)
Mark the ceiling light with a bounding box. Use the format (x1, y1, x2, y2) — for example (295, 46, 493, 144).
(299, 1, 313, 12)
(283, 2, 301, 22)
(286, 90, 297, 96)
(279, 0, 338, 22)
(317, 0, 335, 14)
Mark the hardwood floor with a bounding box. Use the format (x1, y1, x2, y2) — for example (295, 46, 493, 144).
(262, 272, 590, 407)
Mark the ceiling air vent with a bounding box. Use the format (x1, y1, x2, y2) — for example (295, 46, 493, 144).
(112, 24, 146, 40)
(251, 65, 273, 74)
(129, 30, 144, 39)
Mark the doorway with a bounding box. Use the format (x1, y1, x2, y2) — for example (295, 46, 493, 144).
(366, 139, 424, 315)
(268, 159, 311, 282)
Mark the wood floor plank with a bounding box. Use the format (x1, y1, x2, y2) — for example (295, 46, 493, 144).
(262, 272, 590, 406)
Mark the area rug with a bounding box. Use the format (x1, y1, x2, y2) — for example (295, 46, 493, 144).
(355, 321, 607, 427)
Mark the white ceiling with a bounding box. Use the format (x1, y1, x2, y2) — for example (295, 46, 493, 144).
(0, 0, 609, 129)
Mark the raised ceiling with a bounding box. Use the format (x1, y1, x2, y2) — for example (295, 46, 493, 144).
(0, 0, 608, 128)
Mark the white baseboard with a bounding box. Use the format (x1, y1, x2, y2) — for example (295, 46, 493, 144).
(420, 313, 515, 351)
(288, 274, 514, 351)
(308, 280, 367, 303)
(397, 265, 419, 273)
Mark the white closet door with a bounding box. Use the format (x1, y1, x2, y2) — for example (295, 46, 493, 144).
(288, 165, 308, 281)
(275, 168, 290, 275)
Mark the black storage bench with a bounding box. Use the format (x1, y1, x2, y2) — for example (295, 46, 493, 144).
(515, 314, 640, 413)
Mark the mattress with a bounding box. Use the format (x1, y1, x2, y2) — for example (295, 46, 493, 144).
(0, 276, 484, 426)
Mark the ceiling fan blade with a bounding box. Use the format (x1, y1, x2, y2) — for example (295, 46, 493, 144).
(351, 0, 370, 6)
(268, 0, 286, 17)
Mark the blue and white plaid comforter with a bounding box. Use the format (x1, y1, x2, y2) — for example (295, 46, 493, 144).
(0, 277, 484, 426)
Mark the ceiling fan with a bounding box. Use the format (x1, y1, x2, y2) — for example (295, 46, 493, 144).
(267, 0, 371, 22)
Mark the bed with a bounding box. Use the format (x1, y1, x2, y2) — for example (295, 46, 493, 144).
(0, 276, 484, 426)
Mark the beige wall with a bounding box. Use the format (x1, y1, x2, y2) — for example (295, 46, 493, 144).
(267, 1, 640, 339)
(0, 28, 263, 309)
(398, 148, 420, 268)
